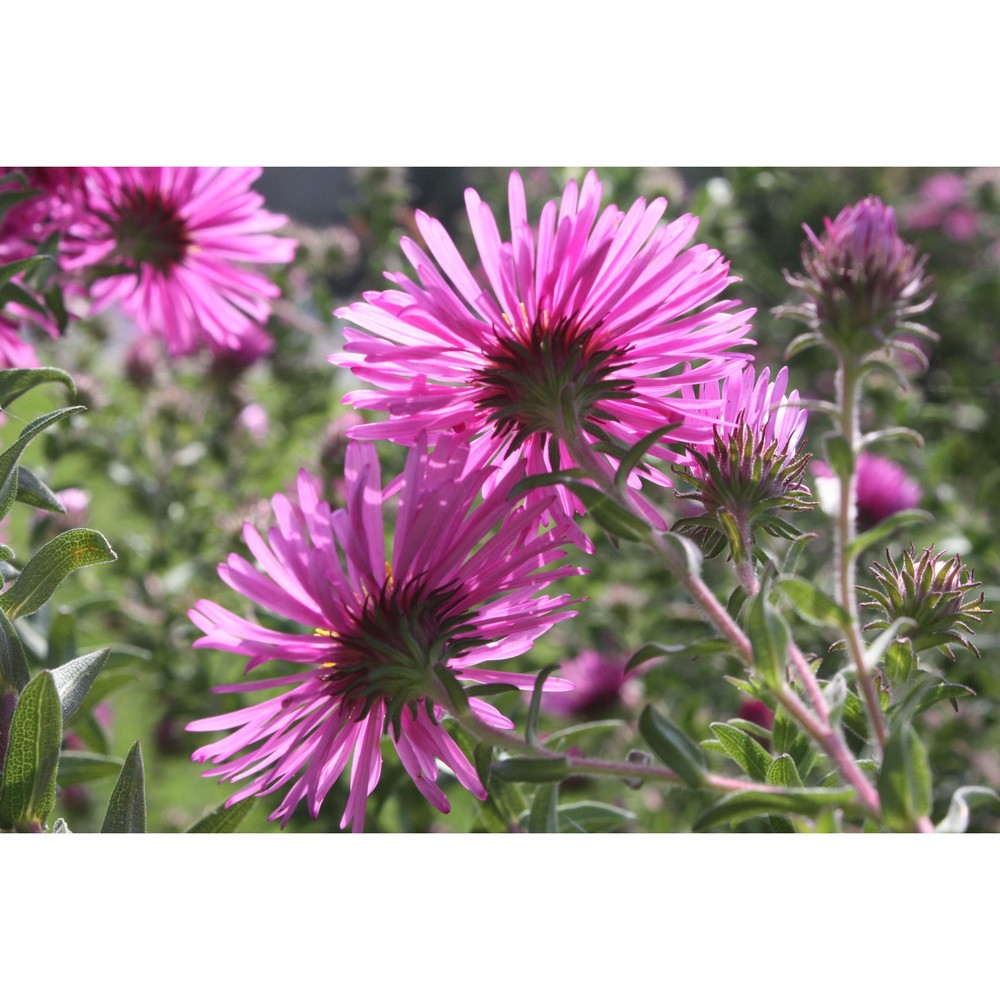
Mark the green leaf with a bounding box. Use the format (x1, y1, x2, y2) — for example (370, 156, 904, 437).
(14, 466, 65, 513)
(863, 617, 918, 673)
(564, 482, 651, 542)
(525, 664, 560, 746)
(848, 509, 933, 560)
(747, 590, 790, 687)
(766, 754, 803, 788)
(639, 705, 706, 787)
(186, 797, 257, 833)
(824, 434, 854, 479)
(626, 639, 730, 674)
(693, 787, 857, 831)
(51, 648, 112, 723)
(878, 721, 932, 832)
(491, 755, 569, 783)
(0, 604, 29, 694)
(661, 531, 704, 579)
(935, 786, 1000, 834)
(708, 722, 773, 782)
(556, 800, 635, 833)
(784, 332, 827, 360)
(0, 670, 62, 830)
(0, 278, 50, 317)
(0, 254, 51, 288)
(0, 406, 85, 522)
(884, 639, 915, 686)
(101, 741, 146, 833)
(0, 529, 117, 619)
(612, 422, 681, 490)
(860, 427, 925, 450)
(0, 367, 76, 410)
(775, 576, 852, 630)
(57, 750, 124, 785)
(542, 719, 627, 748)
(527, 782, 559, 833)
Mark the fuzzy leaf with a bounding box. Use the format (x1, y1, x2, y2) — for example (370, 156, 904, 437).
(709, 722, 773, 782)
(542, 719, 627, 748)
(693, 787, 857, 831)
(556, 800, 635, 833)
(775, 576, 851, 629)
(626, 639, 729, 674)
(101, 741, 146, 833)
(878, 721, 932, 832)
(848, 509, 932, 560)
(747, 591, 790, 687)
(527, 782, 559, 833)
(14, 466, 65, 513)
(0, 367, 76, 410)
(0, 529, 117, 619)
(766, 754, 803, 788)
(186, 798, 257, 833)
(639, 705, 706, 787)
(935, 786, 1000, 834)
(491, 756, 568, 783)
(824, 434, 854, 479)
(0, 255, 51, 288)
(0, 670, 62, 830)
(0, 605, 29, 694)
(51, 648, 112, 723)
(0, 406, 85, 522)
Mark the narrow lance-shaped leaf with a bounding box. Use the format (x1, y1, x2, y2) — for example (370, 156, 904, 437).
(0, 529, 118, 620)
(747, 591, 790, 688)
(878, 721, 932, 832)
(51, 648, 112, 723)
(14, 466, 66, 513)
(693, 787, 857, 831)
(101, 741, 146, 833)
(775, 576, 852, 630)
(709, 722, 773, 783)
(491, 756, 568, 783)
(638, 705, 706, 788)
(0, 671, 62, 831)
(0, 367, 76, 409)
(0, 254, 51, 287)
(187, 798, 257, 833)
(0, 604, 29, 694)
(57, 751, 124, 785)
(527, 782, 559, 833)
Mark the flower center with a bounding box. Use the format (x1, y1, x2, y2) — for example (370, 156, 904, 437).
(472, 313, 634, 455)
(110, 188, 190, 273)
(321, 574, 477, 731)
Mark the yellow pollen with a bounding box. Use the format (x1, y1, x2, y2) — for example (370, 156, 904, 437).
(314, 627, 340, 638)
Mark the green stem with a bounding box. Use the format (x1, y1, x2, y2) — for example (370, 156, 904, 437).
(835, 356, 888, 754)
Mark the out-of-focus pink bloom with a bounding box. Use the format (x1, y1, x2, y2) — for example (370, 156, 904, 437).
(63, 168, 296, 358)
(34, 487, 91, 534)
(906, 172, 979, 242)
(812, 452, 921, 532)
(541, 649, 631, 718)
(187, 435, 580, 831)
(334, 170, 754, 546)
(237, 403, 269, 441)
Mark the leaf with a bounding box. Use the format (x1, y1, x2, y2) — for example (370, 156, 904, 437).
(0, 604, 29, 694)
(0, 406, 85, 522)
(51, 648, 112, 723)
(848, 509, 933, 560)
(626, 639, 730, 674)
(708, 722, 773, 782)
(186, 797, 257, 833)
(101, 741, 146, 833)
(766, 754, 803, 788)
(860, 427, 925, 450)
(0, 529, 117, 619)
(747, 590, 790, 687)
(565, 482, 651, 542)
(57, 750, 124, 785)
(639, 705, 706, 787)
(14, 466, 65, 513)
(556, 800, 635, 833)
(491, 756, 568, 783)
(824, 434, 854, 479)
(0, 254, 51, 287)
(0, 670, 62, 830)
(784, 332, 827, 360)
(935, 786, 1000, 834)
(877, 721, 932, 832)
(612, 422, 681, 490)
(527, 782, 559, 833)
(525, 663, 560, 746)
(693, 787, 857, 831)
(0, 367, 76, 410)
(542, 719, 627, 748)
(661, 531, 704, 579)
(775, 576, 852, 630)
(884, 639, 915, 687)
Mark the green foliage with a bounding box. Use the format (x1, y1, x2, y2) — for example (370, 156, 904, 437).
(101, 741, 146, 833)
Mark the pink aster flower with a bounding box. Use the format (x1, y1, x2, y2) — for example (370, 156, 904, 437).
(812, 452, 921, 532)
(187, 434, 580, 831)
(333, 170, 754, 538)
(906, 173, 979, 242)
(63, 167, 296, 358)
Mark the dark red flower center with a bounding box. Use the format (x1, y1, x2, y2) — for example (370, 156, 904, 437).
(472, 314, 634, 455)
(109, 188, 190, 273)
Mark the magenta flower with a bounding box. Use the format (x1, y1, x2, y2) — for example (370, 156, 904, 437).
(63, 168, 296, 357)
(812, 452, 921, 532)
(540, 649, 631, 718)
(334, 170, 754, 533)
(906, 173, 979, 242)
(782, 195, 934, 354)
(187, 435, 580, 831)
